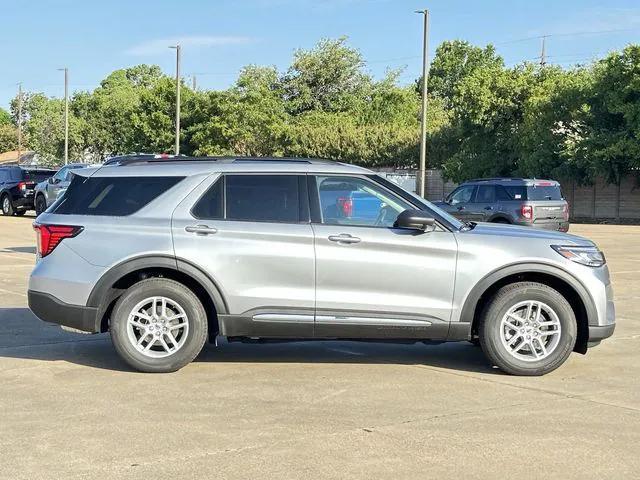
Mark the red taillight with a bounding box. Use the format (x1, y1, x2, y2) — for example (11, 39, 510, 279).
(521, 204, 533, 221)
(337, 197, 353, 217)
(18, 181, 27, 192)
(33, 224, 83, 257)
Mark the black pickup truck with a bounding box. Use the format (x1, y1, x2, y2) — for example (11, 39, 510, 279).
(0, 166, 57, 216)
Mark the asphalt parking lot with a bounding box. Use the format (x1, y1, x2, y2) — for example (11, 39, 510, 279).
(1, 215, 639, 480)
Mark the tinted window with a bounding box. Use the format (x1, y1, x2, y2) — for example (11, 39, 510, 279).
(449, 185, 475, 205)
(475, 185, 495, 203)
(52, 176, 183, 216)
(527, 185, 563, 201)
(503, 186, 527, 200)
(24, 169, 57, 183)
(225, 175, 300, 223)
(0, 169, 8, 183)
(316, 176, 413, 227)
(495, 185, 512, 201)
(192, 178, 223, 219)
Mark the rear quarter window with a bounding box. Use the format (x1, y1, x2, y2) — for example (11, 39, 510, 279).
(51, 176, 183, 216)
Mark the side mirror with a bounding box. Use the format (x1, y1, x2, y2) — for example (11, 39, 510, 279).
(49, 177, 60, 184)
(394, 209, 436, 232)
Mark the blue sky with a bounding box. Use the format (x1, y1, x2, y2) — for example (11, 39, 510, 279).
(2, 0, 640, 109)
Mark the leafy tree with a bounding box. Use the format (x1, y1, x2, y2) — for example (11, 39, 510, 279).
(282, 37, 370, 114)
(0, 124, 17, 152)
(0, 108, 11, 126)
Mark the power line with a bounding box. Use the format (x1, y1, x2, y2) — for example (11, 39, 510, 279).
(496, 27, 639, 46)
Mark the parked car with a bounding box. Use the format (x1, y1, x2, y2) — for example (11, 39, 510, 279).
(0, 165, 57, 216)
(28, 157, 614, 375)
(34, 163, 93, 215)
(434, 178, 570, 232)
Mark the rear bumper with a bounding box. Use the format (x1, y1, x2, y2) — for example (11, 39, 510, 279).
(514, 220, 570, 232)
(14, 195, 34, 210)
(28, 290, 100, 333)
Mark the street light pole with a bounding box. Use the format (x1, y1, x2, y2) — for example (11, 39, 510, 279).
(169, 45, 181, 155)
(415, 9, 430, 198)
(58, 67, 69, 164)
(17, 83, 22, 163)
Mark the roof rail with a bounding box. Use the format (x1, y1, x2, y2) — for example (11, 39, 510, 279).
(466, 177, 525, 183)
(104, 155, 337, 167)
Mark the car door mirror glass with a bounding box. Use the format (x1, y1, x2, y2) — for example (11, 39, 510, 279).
(394, 209, 435, 232)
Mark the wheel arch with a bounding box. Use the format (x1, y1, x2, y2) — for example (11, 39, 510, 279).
(460, 263, 595, 354)
(488, 214, 512, 223)
(87, 255, 227, 342)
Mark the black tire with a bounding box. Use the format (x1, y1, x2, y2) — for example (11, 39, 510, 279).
(479, 282, 577, 376)
(491, 217, 510, 224)
(1, 194, 13, 216)
(110, 278, 208, 373)
(35, 195, 47, 216)
(14, 210, 26, 216)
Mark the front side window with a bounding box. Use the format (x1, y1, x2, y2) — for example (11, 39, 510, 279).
(448, 185, 476, 205)
(52, 167, 68, 182)
(315, 176, 413, 227)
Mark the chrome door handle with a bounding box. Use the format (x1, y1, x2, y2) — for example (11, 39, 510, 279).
(328, 234, 361, 244)
(185, 224, 218, 235)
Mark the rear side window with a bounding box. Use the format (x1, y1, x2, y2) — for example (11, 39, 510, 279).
(475, 185, 495, 203)
(192, 174, 305, 223)
(52, 176, 183, 216)
(503, 186, 527, 200)
(0, 169, 8, 182)
(226, 175, 300, 222)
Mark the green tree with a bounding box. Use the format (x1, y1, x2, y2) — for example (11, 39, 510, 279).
(0, 108, 11, 125)
(282, 37, 370, 115)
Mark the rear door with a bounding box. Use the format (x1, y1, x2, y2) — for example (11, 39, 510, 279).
(171, 173, 315, 338)
(467, 185, 495, 222)
(310, 174, 457, 340)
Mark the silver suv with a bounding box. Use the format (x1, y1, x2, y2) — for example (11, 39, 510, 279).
(28, 157, 615, 375)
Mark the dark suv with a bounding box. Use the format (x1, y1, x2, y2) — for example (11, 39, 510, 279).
(435, 178, 569, 232)
(0, 166, 57, 216)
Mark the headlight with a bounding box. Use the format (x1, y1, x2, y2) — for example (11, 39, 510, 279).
(551, 245, 606, 267)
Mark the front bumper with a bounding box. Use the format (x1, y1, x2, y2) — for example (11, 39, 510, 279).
(588, 324, 615, 345)
(28, 290, 100, 333)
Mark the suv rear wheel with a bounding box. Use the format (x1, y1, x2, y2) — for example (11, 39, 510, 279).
(1, 194, 13, 216)
(110, 278, 208, 373)
(479, 281, 577, 376)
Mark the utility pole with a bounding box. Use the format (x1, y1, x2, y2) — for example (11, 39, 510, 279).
(192, 74, 197, 91)
(415, 9, 430, 198)
(58, 67, 69, 164)
(169, 44, 181, 155)
(540, 36, 547, 66)
(17, 83, 22, 163)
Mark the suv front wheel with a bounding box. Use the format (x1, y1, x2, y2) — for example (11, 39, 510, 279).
(110, 278, 208, 373)
(479, 282, 577, 376)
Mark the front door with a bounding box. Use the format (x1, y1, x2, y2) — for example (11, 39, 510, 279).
(310, 175, 458, 340)
(445, 185, 477, 221)
(172, 173, 315, 338)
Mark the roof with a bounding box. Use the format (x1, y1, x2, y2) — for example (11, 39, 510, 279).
(463, 177, 560, 186)
(76, 156, 372, 178)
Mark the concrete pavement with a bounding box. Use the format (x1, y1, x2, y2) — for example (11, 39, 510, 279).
(0, 214, 638, 479)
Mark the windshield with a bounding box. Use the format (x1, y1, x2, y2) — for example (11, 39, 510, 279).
(527, 185, 563, 201)
(370, 175, 465, 230)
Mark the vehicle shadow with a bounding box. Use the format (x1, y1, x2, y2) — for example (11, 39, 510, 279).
(1, 246, 36, 254)
(0, 307, 497, 375)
